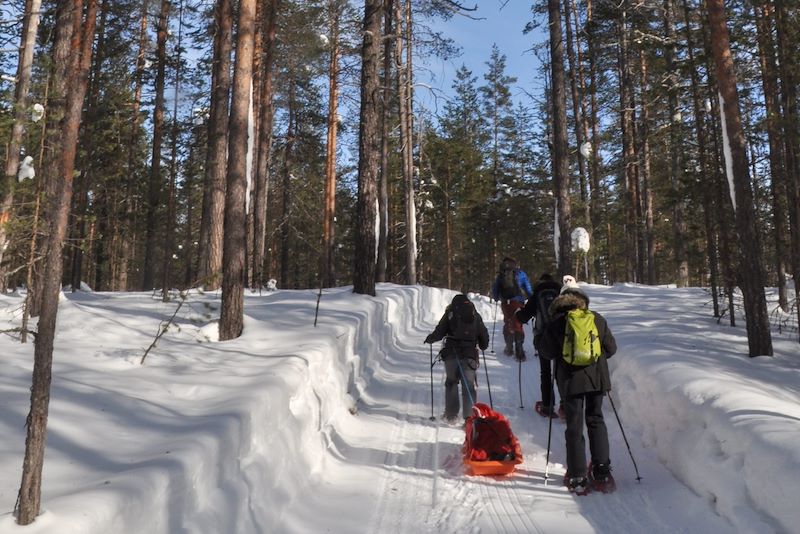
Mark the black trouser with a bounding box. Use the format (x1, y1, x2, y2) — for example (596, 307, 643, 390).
(534, 334, 556, 408)
(563, 391, 609, 478)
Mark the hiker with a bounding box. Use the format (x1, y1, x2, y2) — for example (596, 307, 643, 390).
(515, 273, 563, 418)
(538, 276, 618, 494)
(490, 257, 533, 361)
(424, 294, 490, 424)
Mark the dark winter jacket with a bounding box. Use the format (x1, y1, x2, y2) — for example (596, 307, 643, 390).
(539, 289, 617, 397)
(516, 278, 563, 327)
(491, 268, 533, 304)
(426, 296, 490, 361)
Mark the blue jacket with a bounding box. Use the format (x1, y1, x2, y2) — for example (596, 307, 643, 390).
(491, 268, 533, 303)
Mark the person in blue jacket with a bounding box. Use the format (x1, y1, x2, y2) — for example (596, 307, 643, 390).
(490, 257, 532, 361)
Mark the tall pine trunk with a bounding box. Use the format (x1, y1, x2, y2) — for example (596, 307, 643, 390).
(376, 0, 393, 283)
(353, 0, 382, 296)
(549, 0, 572, 276)
(0, 0, 43, 290)
(219, 0, 256, 340)
(252, 0, 278, 290)
(322, 2, 340, 288)
(16, 0, 97, 523)
(198, 0, 233, 290)
(706, 0, 773, 356)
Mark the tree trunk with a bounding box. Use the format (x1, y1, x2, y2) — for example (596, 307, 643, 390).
(252, 0, 278, 290)
(638, 50, 656, 285)
(161, 0, 185, 300)
(395, 0, 416, 285)
(142, 0, 170, 290)
(586, 0, 604, 282)
(0, 0, 43, 291)
(198, 0, 233, 290)
(279, 76, 296, 289)
(117, 0, 150, 291)
(683, 0, 720, 315)
(664, 0, 689, 287)
(706, 0, 773, 356)
(219, 0, 256, 340)
(618, 2, 638, 282)
(753, 1, 789, 312)
(549, 0, 572, 277)
(377, 0, 393, 283)
(774, 0, 800, 340)
(16, 0, 97, 524)
(322, 2, 340, 288)
(353, 0, 382, 296)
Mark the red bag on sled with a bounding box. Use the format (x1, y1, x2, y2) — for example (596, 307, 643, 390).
(463, 403, 523, 476)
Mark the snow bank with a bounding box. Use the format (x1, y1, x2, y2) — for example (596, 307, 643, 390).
(599, 283, 800, 533)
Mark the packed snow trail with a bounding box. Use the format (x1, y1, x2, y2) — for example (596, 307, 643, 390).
(308, 285, 735, 534)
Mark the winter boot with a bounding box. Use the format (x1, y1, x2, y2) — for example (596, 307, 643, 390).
(503, 333, 514, 356)
(589, 463, 616, 493)
(565, 475, 590, 495)
(514, 332, 526, 362)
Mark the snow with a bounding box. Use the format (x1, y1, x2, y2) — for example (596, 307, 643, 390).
(718, 91, 737, 212)
(1, 283, 798, 533)
(571, 227, 590, 253)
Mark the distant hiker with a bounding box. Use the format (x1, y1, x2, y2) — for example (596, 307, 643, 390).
(425, 294, 490, 424)
(515, 273, 563, 418)
(538, 277, 618, 494)
(490, 257, 533, 361)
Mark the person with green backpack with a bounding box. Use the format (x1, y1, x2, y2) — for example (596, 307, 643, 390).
(539, 276, 618, 495)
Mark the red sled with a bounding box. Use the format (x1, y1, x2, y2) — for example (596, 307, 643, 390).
(462, 403, 523, 476)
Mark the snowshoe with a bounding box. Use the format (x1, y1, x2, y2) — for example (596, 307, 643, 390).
(534, 401, 557, 418)
(441, 414, 461, 426)
(557, 405, 566, 422)
(564, 475, 591, 496)
(588, 463, 617, 493)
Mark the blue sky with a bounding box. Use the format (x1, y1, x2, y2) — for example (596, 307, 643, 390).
(418, 1, 548, 115)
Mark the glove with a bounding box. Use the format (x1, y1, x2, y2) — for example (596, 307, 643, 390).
(424, 334, 435, 344)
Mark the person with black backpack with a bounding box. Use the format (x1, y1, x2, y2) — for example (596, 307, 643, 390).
(490, 257, 533, 361)
(515, 273, 563, 418)
(424, 294, 490, 424)
(538, 277, 618, 495)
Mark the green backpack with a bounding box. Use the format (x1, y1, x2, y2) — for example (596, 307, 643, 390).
(562, 309, 602, 366)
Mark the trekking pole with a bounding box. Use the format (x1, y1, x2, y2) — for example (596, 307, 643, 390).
(429, 344, 436, 421)
(607, 390, 642, 482)
(490, 299, 498, 353)
(544, 359, 556, 482)
(518, 358, 523, 409)
(481, 350, 493, 409)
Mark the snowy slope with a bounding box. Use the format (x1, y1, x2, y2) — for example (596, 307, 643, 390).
(0, 284, 797, 533)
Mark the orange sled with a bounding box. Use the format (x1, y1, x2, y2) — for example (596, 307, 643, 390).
(463, 403, 523, 476)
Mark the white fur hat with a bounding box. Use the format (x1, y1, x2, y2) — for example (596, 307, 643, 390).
(562, 274, 578, 289)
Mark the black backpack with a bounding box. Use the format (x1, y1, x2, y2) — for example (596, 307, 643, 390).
(448, 295, 479, 342)
(497, 261, 519, 300)
(534, 287, 559, 334)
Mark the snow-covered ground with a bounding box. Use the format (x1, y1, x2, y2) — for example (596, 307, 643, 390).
(0, 283, 798, 533)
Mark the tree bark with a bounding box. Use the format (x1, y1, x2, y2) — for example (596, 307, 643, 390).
(252, 0, 279, 290)
(322, 1, 340, 288)
(753, 1, 789, 312)
(638, 50, 656, 285)
(353, 0, 382, 296)
(198, 0, 233, 290)
(618, 2, 638, 282)
(706, 0, 773, 356)
(142, 0, 170, 290)
(377, 0, 393, 283)
(664, 0, 689, 287)
(219, 0, 256, 340)
(16, 0, 97, 524)
(0, 0, 43, 291)
(549, 0, 572, 277)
